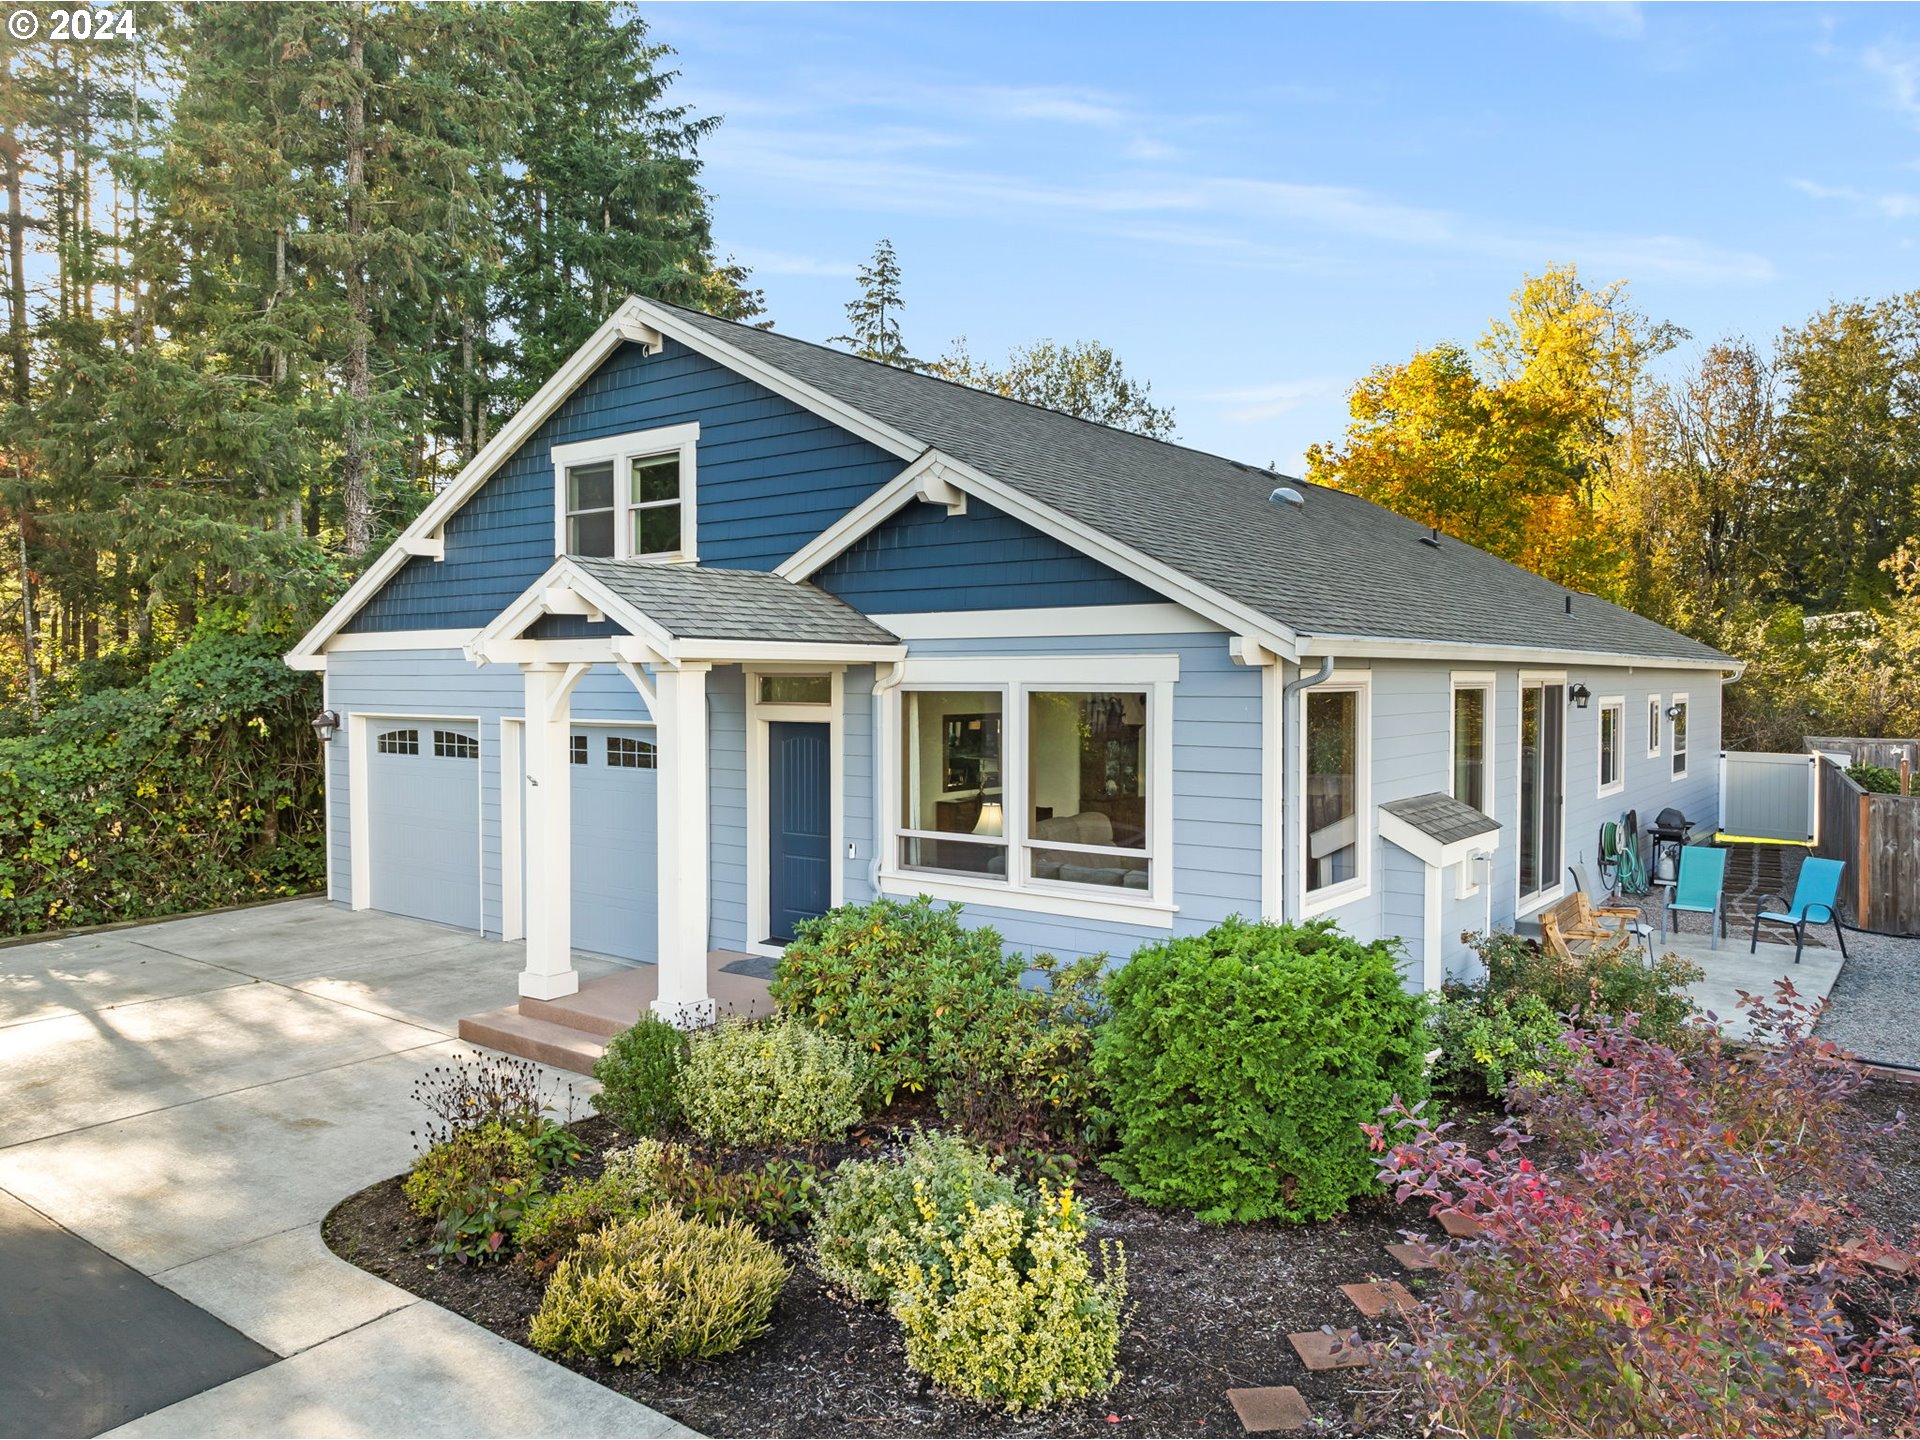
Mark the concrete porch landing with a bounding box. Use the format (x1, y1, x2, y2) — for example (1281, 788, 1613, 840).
(459, 954, 777, 1073)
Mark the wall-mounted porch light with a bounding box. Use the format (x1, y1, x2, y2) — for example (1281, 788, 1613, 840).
(311, 708, 342, 744)
(1665, 702, 1685, 720)
(1568, 683, 1592, 709)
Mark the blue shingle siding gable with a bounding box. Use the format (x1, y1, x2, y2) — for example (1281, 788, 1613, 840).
(347, 338, 905, 632)
(812, 496, 1160, 614)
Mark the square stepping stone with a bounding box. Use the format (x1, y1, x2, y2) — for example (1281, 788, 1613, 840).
(1340, 1280, 1418, 1317)
(1437, 1208, 1484, 1239)
(1288, 1327, 1368, 1371)
(1226, 1385, 1311, 1433)
(1385, 1241, 1439, 1271)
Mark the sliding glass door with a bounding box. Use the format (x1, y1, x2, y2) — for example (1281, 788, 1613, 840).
(1518, 679, 1565, 903)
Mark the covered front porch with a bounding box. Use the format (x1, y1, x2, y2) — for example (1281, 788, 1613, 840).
(463, 555, 903, 1033)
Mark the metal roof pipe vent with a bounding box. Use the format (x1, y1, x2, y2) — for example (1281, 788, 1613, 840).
(1269, 486, 1305, 511)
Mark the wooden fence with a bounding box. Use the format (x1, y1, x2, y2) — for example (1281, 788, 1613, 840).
(1813, 752, 1920, 935)
(1808, 735, 1920, 775)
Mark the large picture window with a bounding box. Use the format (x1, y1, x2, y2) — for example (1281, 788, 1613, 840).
(551, 423, 698, 563)
(1025, 691, 1149, 891)
(898, 690, 1006, 878)
(1519, 678, 1566, 903)
(1305, 688, 1361, 896)
(887, 658, 1174, 914)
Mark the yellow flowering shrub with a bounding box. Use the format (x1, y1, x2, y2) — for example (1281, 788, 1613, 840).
(528, 1208, 790, 1369)
(886, 1184, 1128, 1413)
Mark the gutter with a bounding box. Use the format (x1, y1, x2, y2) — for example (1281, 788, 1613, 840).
(1279, 655, 1336, 924)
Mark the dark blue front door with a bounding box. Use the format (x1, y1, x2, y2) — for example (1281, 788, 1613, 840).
(769, 721, 832, 944)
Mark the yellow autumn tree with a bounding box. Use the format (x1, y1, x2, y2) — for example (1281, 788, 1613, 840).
(1307, 265, 1681, 596)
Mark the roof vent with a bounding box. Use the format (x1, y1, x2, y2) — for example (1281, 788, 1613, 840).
(1269, 486, 1305, 511)
(1419, 526, 1441, 549)
(1565, 594, 1574, 615)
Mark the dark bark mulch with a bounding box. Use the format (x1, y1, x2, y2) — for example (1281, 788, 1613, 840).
(324, 1113, 1432, 1438)
(323, 1084, 1920, 1439)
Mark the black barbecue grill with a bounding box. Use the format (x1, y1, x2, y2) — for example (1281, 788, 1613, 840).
(1646, 806, 1695, 885)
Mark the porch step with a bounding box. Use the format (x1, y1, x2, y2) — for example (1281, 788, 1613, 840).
(458, 1005, 606, 1076)
(519, 967, 658, 1039)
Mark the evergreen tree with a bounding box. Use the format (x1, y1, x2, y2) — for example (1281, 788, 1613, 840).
(833, 237, 918, 367)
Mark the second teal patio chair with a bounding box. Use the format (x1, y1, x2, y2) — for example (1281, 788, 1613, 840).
(1663, 844, 1728, 949)
(1750, 856, 1849, 965)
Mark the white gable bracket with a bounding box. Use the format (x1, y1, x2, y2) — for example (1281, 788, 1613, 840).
(398, 528, 444, 561)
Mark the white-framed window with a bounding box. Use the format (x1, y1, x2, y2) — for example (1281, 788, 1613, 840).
(433, 729, 480, 760)
(1302, 672, 1372, 912)
(551, 421, 700, 563)
(1670, 694, 1689, 778)
(606, 735, 657, 769)
(1597, 697, 1625, 797)
(1449, 673, 1493, 816)
(881, 654, 1176, 922)
(376, 728, 418, 756)
(1517, 673, 1567, 910)
(1647, 694, 1662, 758)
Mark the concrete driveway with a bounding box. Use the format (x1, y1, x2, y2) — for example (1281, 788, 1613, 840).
(0, 900, 691, 1438)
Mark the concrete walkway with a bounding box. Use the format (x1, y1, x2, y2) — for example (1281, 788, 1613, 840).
(0, 900, 693, 1438)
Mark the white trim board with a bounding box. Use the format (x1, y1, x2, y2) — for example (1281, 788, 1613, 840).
(873, 603, 1217, 640)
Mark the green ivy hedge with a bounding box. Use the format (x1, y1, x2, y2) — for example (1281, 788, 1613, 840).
(0, 628, 325, 935)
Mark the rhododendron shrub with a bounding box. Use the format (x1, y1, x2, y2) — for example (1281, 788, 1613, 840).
(1366, 983, 1920, 1438)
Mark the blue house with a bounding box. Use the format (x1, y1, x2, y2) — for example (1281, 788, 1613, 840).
(289, 297, 1738, 1030)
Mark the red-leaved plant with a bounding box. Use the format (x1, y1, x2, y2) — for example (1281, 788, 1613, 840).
(1365, 982, 1920, 1438)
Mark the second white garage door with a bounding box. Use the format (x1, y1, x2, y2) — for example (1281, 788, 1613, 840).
(570, 726, 660, 963)
(368, 721, 482, 931)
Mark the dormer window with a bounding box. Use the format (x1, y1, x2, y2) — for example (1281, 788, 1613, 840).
(551, 421, 699, 563)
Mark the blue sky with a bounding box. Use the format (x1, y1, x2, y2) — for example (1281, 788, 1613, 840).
(648, 2, 1917, 474)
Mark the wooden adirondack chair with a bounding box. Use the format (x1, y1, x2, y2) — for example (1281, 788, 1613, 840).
(1538, 894, 1646, 965)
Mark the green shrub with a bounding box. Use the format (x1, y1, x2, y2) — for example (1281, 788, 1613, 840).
(812, 1129, 1023, 1304)
(0, 627, 324, 936)
(591, 1014, 688, 1135)
(1472, 930, 1702, 1044)
(1847, 761, 1903, 795)
(529, 1208, 790, 1369)
(514, 1140, 670, 1272)
(675, 1015, 866, 1145)
(934, 952, 1110, 1150)
(887, 1186, 1127, 1414)
(1428, 985, 1573, 1103)
(661, 1153, 821, 1238)
(772, 896, 1022, 1103)
(1093, 916, 1428, 1223)
(403, 1122, 543, 1263)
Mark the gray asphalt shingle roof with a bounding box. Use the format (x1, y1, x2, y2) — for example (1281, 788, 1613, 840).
(1381, 792, 1502, 846)
(572, 558, 899, 646)
(658, 302, 1730, 666)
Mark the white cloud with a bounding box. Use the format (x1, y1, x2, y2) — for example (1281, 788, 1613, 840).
(728, 248, 858, 278)
(1203, 378, 1342, 424)
(1538, 2, 1648, 41)
(1866, 40, 1920, 118)
(1791, 176, 1920, 219)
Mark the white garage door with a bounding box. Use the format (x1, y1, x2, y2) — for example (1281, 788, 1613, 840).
(368, 721, 481, 930)
(570, 726, 659, 963)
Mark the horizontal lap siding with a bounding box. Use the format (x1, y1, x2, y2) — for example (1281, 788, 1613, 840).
(895, 630, 1263, 962)
(813, 498, 1160, 613)
(347, 339, 904, 633)
(843, 667, 877, 906)
(709, 668, 748, 952)
(1312, 658, 1724, 980)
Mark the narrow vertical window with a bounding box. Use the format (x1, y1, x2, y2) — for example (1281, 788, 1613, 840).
(1519, 681, 1565, 902)
(1452, 685, 1488, 814)
(1598, 700, 1624, 795)
(1671, 697, 1690, 778)
(1305, 688, 1360, 895)
(565, 461, 616, 557)
(1647, 695, 1662, 757)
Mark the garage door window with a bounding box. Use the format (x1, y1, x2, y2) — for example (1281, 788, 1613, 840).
(434, 730, 479, 760)
(377, 728, 418, 755)
(570, 735, 588, 765)
(607, 736, 657, 769)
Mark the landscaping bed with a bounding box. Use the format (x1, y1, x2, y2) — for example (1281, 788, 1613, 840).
(325, 1113, 1441, 1438)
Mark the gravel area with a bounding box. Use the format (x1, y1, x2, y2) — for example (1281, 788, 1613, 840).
(1608, 844, 1920, 1072)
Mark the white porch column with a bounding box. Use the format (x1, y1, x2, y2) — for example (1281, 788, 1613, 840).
(520, 662, 584, 1000)
(653, 662, 715, 1026)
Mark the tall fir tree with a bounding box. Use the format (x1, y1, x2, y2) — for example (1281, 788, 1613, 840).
(832, 237, 918, 367)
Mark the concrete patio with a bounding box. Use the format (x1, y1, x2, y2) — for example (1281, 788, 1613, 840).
(0, 899, 693, 1438)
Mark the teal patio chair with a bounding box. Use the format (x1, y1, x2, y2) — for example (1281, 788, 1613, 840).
(1749, 856, 1849, 965)
(1663, 844, 1728, 949)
